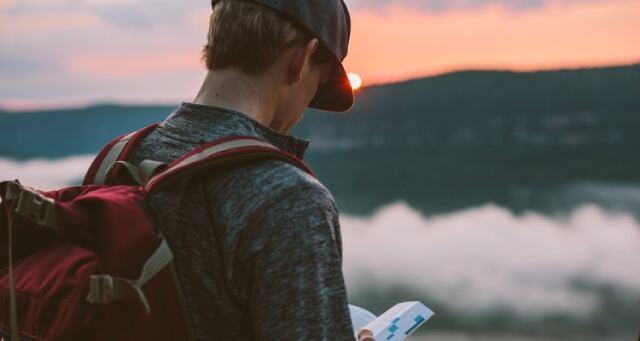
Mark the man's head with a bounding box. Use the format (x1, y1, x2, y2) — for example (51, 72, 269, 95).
(204, 0, 353, 115)
(203, 1, 334, 76)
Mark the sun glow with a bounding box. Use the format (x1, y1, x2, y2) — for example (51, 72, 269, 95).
(347, 72, 363, 90)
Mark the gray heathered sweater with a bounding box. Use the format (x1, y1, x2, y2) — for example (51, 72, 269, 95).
(129, 102, 355, 340)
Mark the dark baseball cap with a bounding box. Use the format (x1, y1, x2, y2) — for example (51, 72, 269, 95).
(211, 0, 354, 112)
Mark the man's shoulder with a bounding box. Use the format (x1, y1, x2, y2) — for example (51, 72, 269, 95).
(204, 158, 341, 258)
(207, 158, 336, 212)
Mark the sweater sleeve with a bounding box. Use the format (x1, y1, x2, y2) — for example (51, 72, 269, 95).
(240, 181, 355, 341)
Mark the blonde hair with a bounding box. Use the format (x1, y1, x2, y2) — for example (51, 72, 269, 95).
(202, 0, 334, 74)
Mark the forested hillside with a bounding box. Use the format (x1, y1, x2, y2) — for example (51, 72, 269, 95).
(2, 64, 639, 216)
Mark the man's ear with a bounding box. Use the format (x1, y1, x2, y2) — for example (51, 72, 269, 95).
(287, 38, 319, 83)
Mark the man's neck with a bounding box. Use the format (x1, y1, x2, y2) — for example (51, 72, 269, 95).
(193, 69, 284, 131)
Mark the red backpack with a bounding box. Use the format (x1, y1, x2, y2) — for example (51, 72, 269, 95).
(0, 124, 315, 341)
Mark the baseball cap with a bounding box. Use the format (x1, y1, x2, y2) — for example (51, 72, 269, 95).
(211, 0, 354, 112)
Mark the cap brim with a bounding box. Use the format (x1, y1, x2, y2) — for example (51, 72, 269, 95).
(309, 61, 354, 112)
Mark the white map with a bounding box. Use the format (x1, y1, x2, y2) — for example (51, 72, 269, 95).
(349, 301, 434, 341)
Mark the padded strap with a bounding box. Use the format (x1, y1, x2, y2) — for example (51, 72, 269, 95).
(170, 139, 278, 169)
(111, 161, 143, 185)
(93, 131, 136, 185)
(145, 137, 314, 192)
(113, 160, 167, 186)
(139, 160, 168, 185)
(86, 238, 174, 314)
(88, 123, 159, 185)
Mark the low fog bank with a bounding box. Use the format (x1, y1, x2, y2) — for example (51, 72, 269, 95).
(341, 202, 640, 336)
(0, 155, 94, 191)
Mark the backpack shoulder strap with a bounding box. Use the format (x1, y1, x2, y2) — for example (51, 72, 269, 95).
(144, 136, 315, 192)
(83, 124, 159, 185)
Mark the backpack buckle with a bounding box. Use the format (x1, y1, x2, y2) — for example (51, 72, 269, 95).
(87, 274, 151, 314)
(87, 275, 116, 304)
(14, 187, 56, 226)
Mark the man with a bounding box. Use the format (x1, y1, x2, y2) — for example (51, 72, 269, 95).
(128, 0, 372, 340)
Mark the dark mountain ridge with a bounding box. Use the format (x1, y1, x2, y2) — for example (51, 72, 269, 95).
(2, 64, 639, 216)
(2, 63, 638, 158)
(296, 64, 640, 149)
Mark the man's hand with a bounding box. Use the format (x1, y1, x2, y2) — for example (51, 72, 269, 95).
(357, 328, 375, 341)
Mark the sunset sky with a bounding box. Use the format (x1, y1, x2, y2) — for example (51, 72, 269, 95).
(1, 0, 639, 110)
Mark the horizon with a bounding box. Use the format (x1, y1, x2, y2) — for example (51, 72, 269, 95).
(1, 61, 637, 112)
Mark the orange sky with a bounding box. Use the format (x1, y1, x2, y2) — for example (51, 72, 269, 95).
(344, 1, 640, 85)
(0, 0, 639, 109)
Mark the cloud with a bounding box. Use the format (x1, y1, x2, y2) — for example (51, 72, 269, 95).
(341, 202, 640, 318)
(66, 51, 198, 77)
(0, 1, 208, 104)
(0, 0, 16, 10)
(0, 156, 94, 190)
(345, 0, 603, 12)
(0, 53, 58, 76)
(1, 0, 205, 29)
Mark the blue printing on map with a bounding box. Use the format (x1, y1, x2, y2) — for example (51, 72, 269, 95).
(385, 316, 402, 340)
(404, 315, 426, 335)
